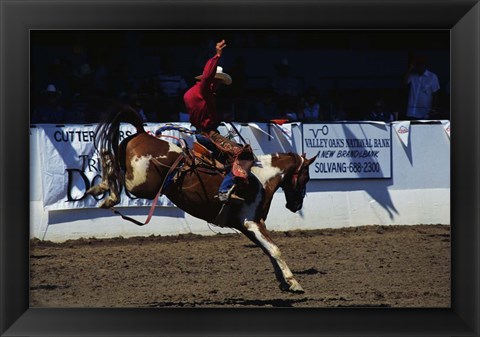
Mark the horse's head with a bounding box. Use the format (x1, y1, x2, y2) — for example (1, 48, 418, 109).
(281, 153, 318, 212)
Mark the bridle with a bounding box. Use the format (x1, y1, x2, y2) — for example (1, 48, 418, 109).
(281, 154, 308, 211)
(291, 154, 305, 188)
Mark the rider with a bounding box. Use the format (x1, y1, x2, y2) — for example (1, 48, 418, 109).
(183, 39, 254, 203)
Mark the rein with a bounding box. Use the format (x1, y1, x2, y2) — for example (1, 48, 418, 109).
(146, 154, 185, 223)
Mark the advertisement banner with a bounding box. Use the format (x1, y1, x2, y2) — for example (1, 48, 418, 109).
(302, 122, 392, 179)
(33, 123, 191, 210)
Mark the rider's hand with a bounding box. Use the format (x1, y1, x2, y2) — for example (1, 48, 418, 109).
(216, 40, 226, 57)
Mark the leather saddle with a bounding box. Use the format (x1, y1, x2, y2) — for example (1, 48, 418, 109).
(187, 141, 228, 173)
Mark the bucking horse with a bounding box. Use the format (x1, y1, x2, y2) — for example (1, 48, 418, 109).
(87, 103, 317, 293)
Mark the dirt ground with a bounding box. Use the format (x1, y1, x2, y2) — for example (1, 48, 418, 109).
(29, 224, 450, 308)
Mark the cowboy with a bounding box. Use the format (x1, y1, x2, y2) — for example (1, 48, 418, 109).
(183, 39, 254, 203)
(32, 84, 66, 124)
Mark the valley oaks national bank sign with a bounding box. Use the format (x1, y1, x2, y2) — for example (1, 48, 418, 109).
(302, 123, 392, 179)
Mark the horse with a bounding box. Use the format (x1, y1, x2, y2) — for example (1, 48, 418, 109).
(87, 103, 317, 293)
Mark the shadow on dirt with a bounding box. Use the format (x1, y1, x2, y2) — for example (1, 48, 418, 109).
(146, 297, 311, 308)
(293, 267, 327, 275)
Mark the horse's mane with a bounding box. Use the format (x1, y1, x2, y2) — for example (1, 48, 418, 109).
(253, 152, 301, 183)
(272, 152, 301, 166)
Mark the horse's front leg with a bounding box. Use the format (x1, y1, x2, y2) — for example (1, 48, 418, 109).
(240, 220, 304, 293)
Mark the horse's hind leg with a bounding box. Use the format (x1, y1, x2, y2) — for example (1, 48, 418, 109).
(86, 181, 109, 196)
(240, 220, 304, 293)
(86, 150, 121, 208)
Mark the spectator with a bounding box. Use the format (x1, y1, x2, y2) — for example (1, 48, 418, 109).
(403, 55, 440, 120)
(46, 58, 73, 109)
(32, 84, 66, 124)
(73, 62, 94, 96)
(252, 89, 278, 122)
(69, 93, 88, 124)
(140, 77, 163, 122)
(271, 58, 303, 120)
(92, 58, 109, 96)
(366, 99, 396, 122)
(299, 87, 322, 122)
(129, 92, 148, 122)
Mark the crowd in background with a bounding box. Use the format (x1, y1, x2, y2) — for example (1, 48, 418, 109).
(31, 31, 451, 125)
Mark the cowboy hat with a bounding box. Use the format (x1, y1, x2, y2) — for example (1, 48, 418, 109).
(42, 84, 62, 96)
(195, 66, 232, 85)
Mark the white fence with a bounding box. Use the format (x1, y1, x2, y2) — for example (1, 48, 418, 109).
(30, 121, 450, 242)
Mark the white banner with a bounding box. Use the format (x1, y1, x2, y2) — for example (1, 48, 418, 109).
(33, 123, 193, 210)
(302, 123, 392, 179)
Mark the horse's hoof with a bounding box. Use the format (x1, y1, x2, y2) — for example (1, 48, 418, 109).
(289, 283, 305, 293)
(100, 197, 117, 209)
(99, 201, 112, 209)
(280, 281, 305, 293)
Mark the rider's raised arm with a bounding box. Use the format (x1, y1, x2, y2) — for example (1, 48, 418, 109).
(199, 55, 220, 87)
(199, 40, 226, 93)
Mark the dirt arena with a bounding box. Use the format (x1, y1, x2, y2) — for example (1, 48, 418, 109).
(30, 224, 450, 308)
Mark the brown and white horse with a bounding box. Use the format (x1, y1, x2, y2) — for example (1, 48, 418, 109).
(87, 104, 317, 293)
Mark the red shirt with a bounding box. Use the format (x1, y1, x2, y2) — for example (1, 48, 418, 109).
(183, 54, 221, 131)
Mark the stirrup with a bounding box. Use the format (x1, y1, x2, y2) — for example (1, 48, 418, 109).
(217, 185, 244, 203)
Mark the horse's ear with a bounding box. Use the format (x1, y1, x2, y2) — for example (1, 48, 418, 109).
(306, 152, 319, 165)
(302, 153, 306, 158)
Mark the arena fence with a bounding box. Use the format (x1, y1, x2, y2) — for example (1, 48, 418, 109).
(30, 120, 450, 242)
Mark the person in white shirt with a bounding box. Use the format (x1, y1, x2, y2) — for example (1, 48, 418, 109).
(300, 86, 321, 122)
(403, 55, 440, 120)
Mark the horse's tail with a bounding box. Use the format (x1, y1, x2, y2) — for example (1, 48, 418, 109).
(94, 102, 146, 156)
(88, 102, 146, 208)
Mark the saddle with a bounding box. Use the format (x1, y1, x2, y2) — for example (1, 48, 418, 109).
(176, 138, 254, 182)
(189, 141, 228, 172)
(154, 125, 254, 182)
(206, 131, 255, 180)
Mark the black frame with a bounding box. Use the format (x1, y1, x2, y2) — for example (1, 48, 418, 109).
(1, 1, 478, 336)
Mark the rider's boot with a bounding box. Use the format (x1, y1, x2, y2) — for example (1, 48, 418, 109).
(206, 130, 254, 204)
